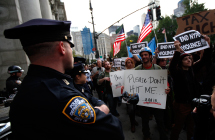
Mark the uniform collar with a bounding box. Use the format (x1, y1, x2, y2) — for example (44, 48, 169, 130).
(27, 64, 72, 80)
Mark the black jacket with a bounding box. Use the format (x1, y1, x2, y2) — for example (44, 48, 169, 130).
(169, 48, 211, 103)
(9, 64, 124, 140)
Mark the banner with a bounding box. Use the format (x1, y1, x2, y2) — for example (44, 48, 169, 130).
(130, 42, 148, 55)
(176, 9, 215, 35)
(173, 30, 209, 53)
(114, 58, 122, 68)
(123, 70, 167, 109)
(110, 71, 125, 97)
(121, 57, 127, 70)
(157, 42, 175, 58)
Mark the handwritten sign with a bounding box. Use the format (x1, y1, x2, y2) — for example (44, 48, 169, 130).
(130, 42, 148, 55)
(123, 70, 167, 109)
(114, 58, 122, 68)
(110, 71, 125, 97)
(173, 30, 209, 53)
(176, 9, 215, 35)
(121, 57, 127, 70)
(158, 42, 175, 58)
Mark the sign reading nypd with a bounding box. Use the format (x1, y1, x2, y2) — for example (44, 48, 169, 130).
(130, 42, 148, 55)
(158, 42, 175, 58)
(62, 96, 96, 124)
(173, 30, 209, 54)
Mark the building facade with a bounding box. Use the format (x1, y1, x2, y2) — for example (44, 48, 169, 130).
(133, 25, 140, 36)
(108, 25, 121, 35)
(0, 0, 67, 90)
(97, 33, 111, 58)
(174, 0, 186, 17)
(71, 31, 84, 56)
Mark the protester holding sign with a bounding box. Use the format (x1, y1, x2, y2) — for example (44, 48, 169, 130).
(122, 58, 139, 133)
(169, 35, 211, 140)
(91, 60, 105, 100)
(135, 47, 170, 140)
(98, 61, 120, 117)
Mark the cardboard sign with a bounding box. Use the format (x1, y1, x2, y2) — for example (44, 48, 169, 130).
(173, 30, 209, 53)
(123, 70, 167, 109)
(114, 58, 122, 68)
(176, 9, 215, 35)
(121, 57, 128, 70)
(130, 42, 148, 55)
(158, 42, 175, 58)
(110, 71, 125, 97)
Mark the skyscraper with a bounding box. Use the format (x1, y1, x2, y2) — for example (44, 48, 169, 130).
(174, 0, 186, 17)
(133, 25, 140, 36)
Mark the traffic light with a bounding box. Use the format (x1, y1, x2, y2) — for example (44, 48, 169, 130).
(148, 8, 153, 21)
(156, 6, 162, 21)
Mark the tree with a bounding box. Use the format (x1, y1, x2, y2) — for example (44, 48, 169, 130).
(183, 0, 207, 16)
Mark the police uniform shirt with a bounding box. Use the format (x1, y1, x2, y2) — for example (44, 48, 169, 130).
(6, 76, 22, 94)
(9, 64, 124, 140)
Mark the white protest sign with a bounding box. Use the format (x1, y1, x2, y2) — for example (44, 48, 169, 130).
(121, 57, 128, 70)
(173, 30, 209, 54)
(114, 58, 122, 68)
(110, 71, 125, 97)
(123, 70, 167, 109)
(130, 42, 148, 55)
(158, 42, 175, 58)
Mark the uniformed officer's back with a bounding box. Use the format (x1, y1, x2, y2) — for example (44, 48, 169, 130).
(4, 19, 124, 140)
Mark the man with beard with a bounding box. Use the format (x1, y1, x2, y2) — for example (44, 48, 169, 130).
(98, 61, 120, 116)
(91, 60, 105, 100)
(4, 19, 124, 140)
(135, 47, 170, 140)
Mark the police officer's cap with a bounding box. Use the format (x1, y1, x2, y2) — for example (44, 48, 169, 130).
(70, 63, 88, 78)
(74, 57, 86, 64)
(4, 18, 74, 48)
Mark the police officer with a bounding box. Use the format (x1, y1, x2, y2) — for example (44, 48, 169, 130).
(4, 19, 124, 140)
(6, 65, 24, 96)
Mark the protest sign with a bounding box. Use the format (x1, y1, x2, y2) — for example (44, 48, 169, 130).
(121, 57, 128, 70)
(114, 58, 122, 68)
(110, 71, 125, 97)
(173, 30, 209, 53)
(176, 9, 215, 35)
(157, 42, 175, 58)
(130, 42, 148, 55)
(123, 70, 167, 109)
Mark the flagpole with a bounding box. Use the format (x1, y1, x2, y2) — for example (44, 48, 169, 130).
(122, 26, 129, 57)
(153, 30, 158, 43)
(165, 32, 168, 42)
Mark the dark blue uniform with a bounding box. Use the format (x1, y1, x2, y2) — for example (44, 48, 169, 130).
(9, 65, 124, 140)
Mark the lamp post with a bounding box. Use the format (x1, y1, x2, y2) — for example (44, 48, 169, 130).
(89, 0, 99, 59)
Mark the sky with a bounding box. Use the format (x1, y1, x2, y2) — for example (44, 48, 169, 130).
(61, 0, 214, 35)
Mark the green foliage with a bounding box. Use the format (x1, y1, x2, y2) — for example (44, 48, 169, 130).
(183, 0, 207, 16)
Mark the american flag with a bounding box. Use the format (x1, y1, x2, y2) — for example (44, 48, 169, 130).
(113, 25, 126, 56)
(137, 12, 153, 43)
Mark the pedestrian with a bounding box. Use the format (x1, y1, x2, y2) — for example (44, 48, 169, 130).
(98, 61, 120, 116)
(135, 47, 170, 140)
(84, 64, 94, 93)
(169, 35, 211, 140)
(91, 59, 105, 100)
(4, 18, 124, 140)
(124, 58, 139, 132)
(6, 65, 24, 96)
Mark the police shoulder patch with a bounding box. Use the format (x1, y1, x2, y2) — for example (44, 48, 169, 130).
(62, 96, 96, 124)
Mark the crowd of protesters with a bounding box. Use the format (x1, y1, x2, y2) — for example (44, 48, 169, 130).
(81, 34, 215, 140)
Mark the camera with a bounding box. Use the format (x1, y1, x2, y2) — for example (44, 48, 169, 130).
(192, 95, 211, 113)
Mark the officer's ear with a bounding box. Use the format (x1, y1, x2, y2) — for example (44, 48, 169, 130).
(58, 41, 66, 55)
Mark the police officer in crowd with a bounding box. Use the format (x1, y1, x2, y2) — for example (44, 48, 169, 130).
(6, 65, 24, 96)
(4, 18, 124, 140)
